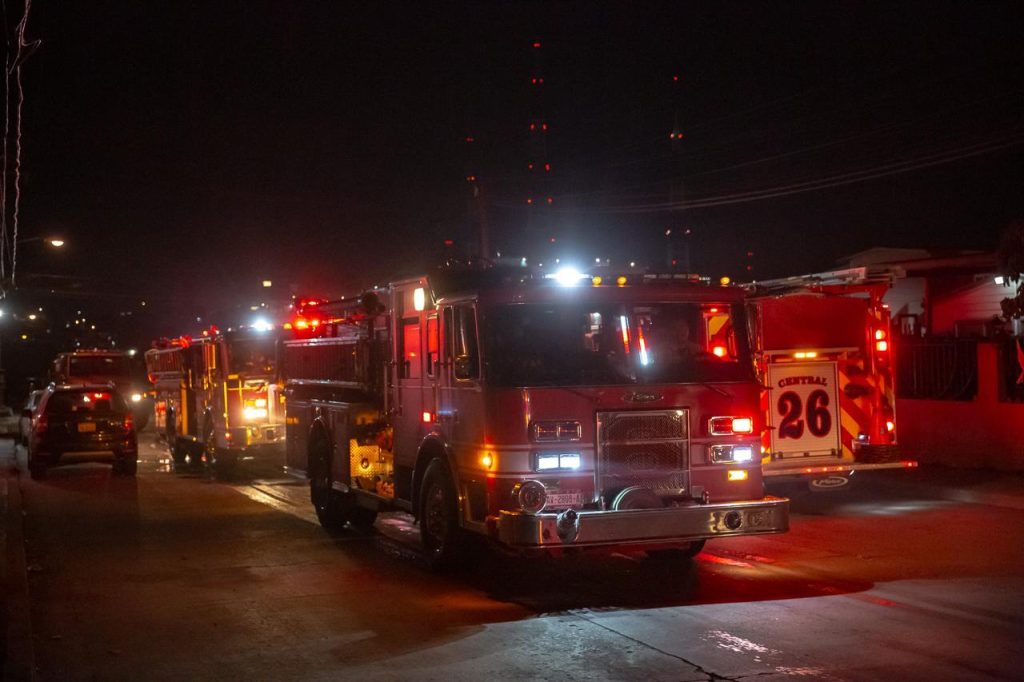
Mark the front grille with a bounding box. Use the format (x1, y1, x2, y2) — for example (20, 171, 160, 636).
(596, 410, 690, 496)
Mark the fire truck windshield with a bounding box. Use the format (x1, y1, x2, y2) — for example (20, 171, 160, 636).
(68, 355, 131, 379)
(483, 301, 753, 387)
(228, 337, 277, 376)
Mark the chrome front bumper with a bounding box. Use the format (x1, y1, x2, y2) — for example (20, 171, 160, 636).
(496, 496, 789, 548)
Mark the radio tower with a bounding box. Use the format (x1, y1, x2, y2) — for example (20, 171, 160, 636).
(666, 73, 691, 271)
(525, 38, 555, 263)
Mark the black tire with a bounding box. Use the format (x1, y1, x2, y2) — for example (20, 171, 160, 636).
(309, 435, 357, 532)
(27, 445, 46, 480)
(114, 455, 138, 477)
(170, 440, 188, 469)
(647, 540, 706, 562)
(418, 459, 465, 571)
(349, 506, 379, 532)
(202, 420, 236, 479)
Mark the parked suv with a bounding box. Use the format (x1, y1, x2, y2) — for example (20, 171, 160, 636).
(25, 384, 138, 479)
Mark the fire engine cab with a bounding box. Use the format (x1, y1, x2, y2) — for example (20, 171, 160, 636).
(145, 327, 285, 474)
(747, 268, 918, 490)
(282, 268, 788, 568)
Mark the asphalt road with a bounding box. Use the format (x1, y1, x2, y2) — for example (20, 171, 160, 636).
(2, 432, 1022, 681)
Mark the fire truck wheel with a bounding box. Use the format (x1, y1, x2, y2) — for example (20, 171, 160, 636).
(646, 540, 706, 563)
(309, 436, 355, 532)
(170, 441, 188, 468)
(419, 459, 464, 571)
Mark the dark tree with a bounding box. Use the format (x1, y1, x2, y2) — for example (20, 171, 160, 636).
(997, 221, 1024, 322)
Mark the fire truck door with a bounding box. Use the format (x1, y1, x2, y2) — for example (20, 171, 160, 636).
(436, 304, 481, 447)
(767, 361, 841, 459)
(394, 311, 424, 464)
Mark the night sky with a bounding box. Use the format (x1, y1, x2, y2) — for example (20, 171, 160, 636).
(14, 1, 1024, 322)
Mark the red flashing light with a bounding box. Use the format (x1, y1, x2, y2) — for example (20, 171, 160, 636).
(532, 41, 541, 48)
(874, 329, 886, 341)
(544, 163, 551, 172)
(526, 198, 534, 205)
(529, 123, 537, 131)
(527, 163, 534, 170)
(672, 74, 680, 82)
(876, 340, 889, 352)
(443, 239, 454, 247)
(295, 318, 310, 330)
(546, 197, 553, 204)
(712, 345, 727, 358)
(422, 411, 434, 424)
(541, 123, 548, 131)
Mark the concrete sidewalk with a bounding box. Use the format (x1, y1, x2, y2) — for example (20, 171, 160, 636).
(1, 438, 32, 681)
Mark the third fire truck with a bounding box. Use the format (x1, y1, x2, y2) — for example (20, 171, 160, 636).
(280, 267, 788, 568)
(145, 327, 286, 474)
(747, 268, 917, 490)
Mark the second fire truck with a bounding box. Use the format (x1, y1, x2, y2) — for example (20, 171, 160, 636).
(747, 267, 917, 490)
(280, 267, 789, 568)
(145, 327, 286, 474)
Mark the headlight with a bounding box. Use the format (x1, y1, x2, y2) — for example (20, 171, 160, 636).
(130, 393, 143, 403)
(535, 452, 582, 471)
(709, 444, 755, 464)
(243, 407, 268, 421)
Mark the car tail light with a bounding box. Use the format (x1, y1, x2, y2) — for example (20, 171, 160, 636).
(123, 413, 134, 432)
(34, 413, 48, 434)
(709, 416, 754, 436)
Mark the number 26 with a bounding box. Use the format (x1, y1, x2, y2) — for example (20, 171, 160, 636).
(777, 389, 831, 439)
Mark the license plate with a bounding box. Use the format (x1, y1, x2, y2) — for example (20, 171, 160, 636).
(545, 491, 584, 509)
(78, 422, 97, 433)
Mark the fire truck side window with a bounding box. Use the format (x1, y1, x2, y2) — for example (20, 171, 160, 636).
(453, 305, 479, 381)
(401, 318, 421, 380)
(426, 315, 439, 377)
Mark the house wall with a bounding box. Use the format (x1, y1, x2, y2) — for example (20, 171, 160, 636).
(898, 342, 1024, 469)
(931, 278, 1017, 335)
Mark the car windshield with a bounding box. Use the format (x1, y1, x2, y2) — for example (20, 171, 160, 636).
(47, 390, 128, 415)
(68, 355, 131, 378)
(228, 337, 277, 375)
(482, 301, 753, 387)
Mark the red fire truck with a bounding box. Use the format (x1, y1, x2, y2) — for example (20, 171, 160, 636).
(281, 268, 788, 568)
(747, 268, 917, 490)
(145, 327, 285, 475)
(51, 349, 153, 430)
